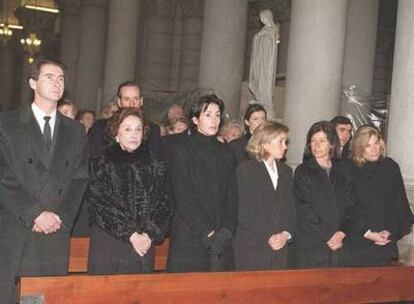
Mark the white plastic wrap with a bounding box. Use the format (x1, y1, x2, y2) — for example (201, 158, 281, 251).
(341, 85, 388, 137)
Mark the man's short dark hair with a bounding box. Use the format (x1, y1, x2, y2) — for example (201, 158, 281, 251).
(116, 81, 140, 98)
(189, 94, 225, 128)
(331, 115, 352, 127)
(29, 58, 66, 81)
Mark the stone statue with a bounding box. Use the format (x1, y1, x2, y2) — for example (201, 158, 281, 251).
(249, 9, 280, 119)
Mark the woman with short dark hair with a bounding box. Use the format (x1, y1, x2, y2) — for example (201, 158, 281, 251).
(342, 125, 414, 267)
(294, 121, 354, 268)
(86, 108, 171, 274)
(234, 121, 295, 270)
(166, 94, 237, 272)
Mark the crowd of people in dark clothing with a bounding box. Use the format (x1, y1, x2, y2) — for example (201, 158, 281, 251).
(78, 80, 414, 274)
(0, 58, 413, 302)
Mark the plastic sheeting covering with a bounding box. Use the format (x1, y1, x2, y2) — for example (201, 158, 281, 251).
(341, 85, 389, 137)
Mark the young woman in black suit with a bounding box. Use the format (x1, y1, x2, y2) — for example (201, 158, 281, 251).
(234, 121, 295, 270)
(166, 95, 238, 272)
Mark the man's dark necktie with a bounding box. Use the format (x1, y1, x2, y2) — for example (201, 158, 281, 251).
(43, 116, 52, 150)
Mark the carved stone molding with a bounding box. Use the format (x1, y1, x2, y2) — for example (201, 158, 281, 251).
(55, 0, 81, 16)
(178, 0, 204, 18)
(14, 6, 57, 39)
(143, 0, 176, 18)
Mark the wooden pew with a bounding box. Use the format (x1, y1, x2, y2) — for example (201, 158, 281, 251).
(68, 237, 169, 273)
(20, 266, 414, 303)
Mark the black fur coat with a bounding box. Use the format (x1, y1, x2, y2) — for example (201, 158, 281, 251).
(86, 143, 171, 243)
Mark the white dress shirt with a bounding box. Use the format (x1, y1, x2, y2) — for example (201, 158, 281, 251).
(263, 159, 278, 190)
(31, 102, 57, 137)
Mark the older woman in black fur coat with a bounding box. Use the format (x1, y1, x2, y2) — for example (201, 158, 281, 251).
(86, 108, 171, 274)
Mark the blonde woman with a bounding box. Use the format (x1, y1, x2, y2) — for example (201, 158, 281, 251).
(342, 125, 414, 267)
(234, 121, 295, 270)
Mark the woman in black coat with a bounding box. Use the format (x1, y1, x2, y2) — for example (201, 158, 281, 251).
(234, 121, 295, 270)
(166, 95, 238, 272)
(86, 109, 171, 274)
(229, 103, 266, 165)
(294, 121, 354, 268)
(341, 125, 414, 267)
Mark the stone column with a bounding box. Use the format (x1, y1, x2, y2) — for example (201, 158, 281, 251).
(102, 0, 139, 103)
(0, 43, 15, 110)
(388, 0, 414, 198)
(198, 0, 248, 118)
(75, 0, 107, 111)
(57, 0, 81, 99)
(178, 0, 203, 89)
(283, 0, 348, 166)
(341, 0, 379, 115)
(388, 0, 414, 265)
(140, 0, 176, 90)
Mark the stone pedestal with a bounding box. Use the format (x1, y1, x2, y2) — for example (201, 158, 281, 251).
(283, 0, 348, 166)
(198, 0, 248, 119)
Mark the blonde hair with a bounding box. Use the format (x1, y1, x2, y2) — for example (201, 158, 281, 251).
(246, 121, 289, 161)
(351, 125, 385, 166)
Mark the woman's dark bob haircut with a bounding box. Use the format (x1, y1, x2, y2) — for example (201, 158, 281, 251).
(189, 94, 225, 127)
(304, 120, 339, 159)
(107, 108, 148, 141)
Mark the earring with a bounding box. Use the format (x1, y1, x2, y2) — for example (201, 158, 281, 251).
(115, 136, 119, 143)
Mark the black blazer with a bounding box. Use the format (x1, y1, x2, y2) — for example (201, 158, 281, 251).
(0, 104, 89, 303)
(293, 158, 355, 268)
(234, 159, 295, 270)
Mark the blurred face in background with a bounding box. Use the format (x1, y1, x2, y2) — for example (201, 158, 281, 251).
(59, 104, 76, 119)
(336, 123, 352, 147)
(80, 112, 95, 132)
(245, 110, 266, 134)
(117, 86, 142, 108)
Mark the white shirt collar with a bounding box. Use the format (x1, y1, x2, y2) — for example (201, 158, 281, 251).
(31, 102, 57, 137)
(263, 159, 279, 190)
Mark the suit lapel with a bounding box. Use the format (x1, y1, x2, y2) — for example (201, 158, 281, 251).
(20, 105, 52, 169)
(258, 161, 277, 194)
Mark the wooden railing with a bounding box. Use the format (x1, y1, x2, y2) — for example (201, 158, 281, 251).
(19, 266, 414, 303)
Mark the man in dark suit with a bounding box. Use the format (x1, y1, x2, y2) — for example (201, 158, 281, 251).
(0, 58, 89, 303)
(331, 116, 353, 160)
(88, 81, 161, 158)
